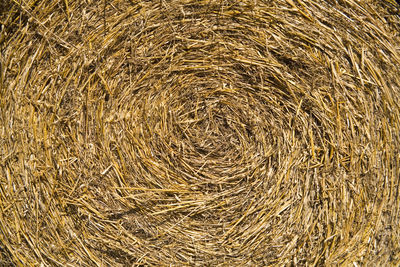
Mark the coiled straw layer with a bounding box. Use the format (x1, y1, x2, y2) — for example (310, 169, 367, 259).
(1, 0, 400, 266)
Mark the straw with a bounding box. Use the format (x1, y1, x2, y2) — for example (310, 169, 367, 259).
(1, 0, 399, 266)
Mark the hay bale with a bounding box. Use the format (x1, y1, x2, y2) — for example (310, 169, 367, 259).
(1, 0, 399, 265)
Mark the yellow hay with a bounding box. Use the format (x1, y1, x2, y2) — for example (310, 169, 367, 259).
(1, 0, 400, 266)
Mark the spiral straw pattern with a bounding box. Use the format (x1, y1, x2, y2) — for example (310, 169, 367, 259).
(1, 0, 400, 265)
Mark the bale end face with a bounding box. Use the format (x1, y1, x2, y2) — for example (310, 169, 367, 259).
(1, 0, 400, 266)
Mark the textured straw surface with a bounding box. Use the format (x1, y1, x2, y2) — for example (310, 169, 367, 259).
(1, 0, 400, 266)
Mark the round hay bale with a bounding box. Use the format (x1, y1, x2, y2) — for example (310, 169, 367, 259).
(1, 0, 400, 266)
